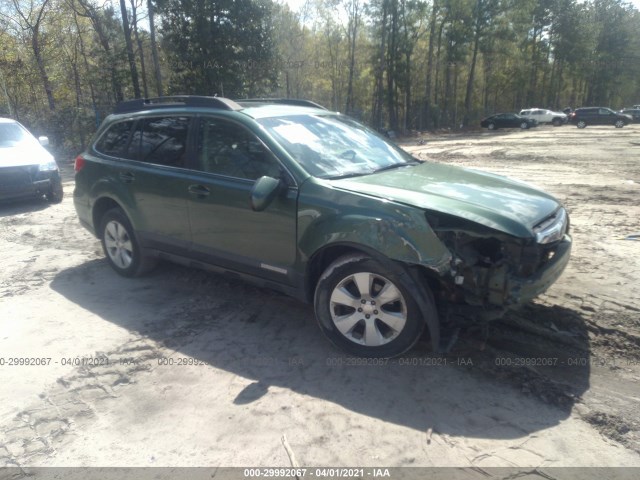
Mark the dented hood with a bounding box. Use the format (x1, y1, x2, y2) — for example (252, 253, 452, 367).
(330, 162, 560, 238)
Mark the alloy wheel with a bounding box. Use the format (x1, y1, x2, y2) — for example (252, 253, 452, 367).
(329, 272, 408, 347)
(104, 220, 134, 269)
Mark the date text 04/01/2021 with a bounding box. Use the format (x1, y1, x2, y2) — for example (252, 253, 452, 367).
(243, 468, 391, 478)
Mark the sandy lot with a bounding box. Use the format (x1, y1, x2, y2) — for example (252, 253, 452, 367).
(1, 124, 639, 473)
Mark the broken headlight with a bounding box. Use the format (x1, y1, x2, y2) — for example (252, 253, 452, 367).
(533, 208, 568, 244)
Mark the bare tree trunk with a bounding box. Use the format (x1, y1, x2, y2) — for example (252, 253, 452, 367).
(119, 0, 141, 98)
(32, 33, 55, 110)
(424, 0, 438, 129)
(130, 0, 149, 98)
(464, 0, 482, 126)
(148, 0, 163, 96)
(345, 0, 359, 115)
(386, 0, 398, 131)
(372, 1, 388, 130)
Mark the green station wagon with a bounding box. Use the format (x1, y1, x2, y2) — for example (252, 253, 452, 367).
(74, 96, 572, 358)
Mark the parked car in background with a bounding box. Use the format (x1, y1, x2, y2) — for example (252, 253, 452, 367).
(620, 108, 640, 123)
(569, 107, 632, 128)
(519, 108, 567, 126)
(0, 118, 63, 203)
(480, 113, 538, 130)
(74, 96, 571, 358)
(480, 113, 537, 130)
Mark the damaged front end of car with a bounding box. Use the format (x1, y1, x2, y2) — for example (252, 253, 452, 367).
(424, 208, 572, 328)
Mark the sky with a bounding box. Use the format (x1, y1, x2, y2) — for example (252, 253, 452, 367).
(282, 0, 640, 13)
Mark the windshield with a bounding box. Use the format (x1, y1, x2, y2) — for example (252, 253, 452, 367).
(257, 114, 417, 179)
(0, 122, 36, 148)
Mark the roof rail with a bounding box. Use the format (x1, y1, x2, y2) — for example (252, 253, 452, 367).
(237, 98, 328, 110)
(114, 96, 243, 114)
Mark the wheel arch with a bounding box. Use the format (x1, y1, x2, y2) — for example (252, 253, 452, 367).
(306, 242, 442, 352)
(92, 196, 126, 237)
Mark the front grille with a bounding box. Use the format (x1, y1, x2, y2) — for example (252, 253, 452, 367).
(0, 166, 36, 194)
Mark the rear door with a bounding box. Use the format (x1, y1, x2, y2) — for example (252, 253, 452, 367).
(95, 116, 194, 253)
(185, 116, 298, 284)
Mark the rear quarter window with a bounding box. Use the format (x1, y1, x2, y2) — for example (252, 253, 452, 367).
(94, 121, 135, 157)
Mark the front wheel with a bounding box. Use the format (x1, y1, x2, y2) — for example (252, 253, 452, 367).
(314, 254, 428, 358)
(99, 208, 156, 277)
(614, 120, 625, 128)
(46, 174, 64, 204)
(577, 120, 587, 129)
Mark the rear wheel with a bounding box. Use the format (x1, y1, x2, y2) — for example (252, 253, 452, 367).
(99, 208, 156, 277)
(577, 120, 587, 129)
(487, 123, 496, 130)
(314, 254, 429, 358)
(614, 119, 625, 128)
(520, 121, 529, 129)
(552, 118, 562, 126)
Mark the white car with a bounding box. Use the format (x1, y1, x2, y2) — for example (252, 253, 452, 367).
(0, 118, 63, 203)
(519, 108, 567, 126)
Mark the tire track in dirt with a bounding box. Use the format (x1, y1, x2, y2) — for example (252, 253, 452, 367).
(0, 339, 161, 467)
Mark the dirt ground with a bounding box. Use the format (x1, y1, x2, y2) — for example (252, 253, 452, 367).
(1, 123, 639, 473)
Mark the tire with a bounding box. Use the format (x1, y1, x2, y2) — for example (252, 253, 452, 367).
(577, 120, 587, 129)
(614, 120, 625, 128)
(487, 123, 496, 130)
(99, 207, 157, 277)
(520, 121, 529, 129)
(552, 118, 562, 126)
(314, 254, 428, 358)
(46, 174, 64, 204)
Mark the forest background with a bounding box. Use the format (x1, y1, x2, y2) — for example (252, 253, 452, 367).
(1, 0, 639, 154)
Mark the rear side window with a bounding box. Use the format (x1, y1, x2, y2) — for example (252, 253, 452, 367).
(127, 116, 190, 168)
(94, 121, 135, 156)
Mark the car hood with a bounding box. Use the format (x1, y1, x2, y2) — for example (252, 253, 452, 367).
(0, 143, 54, 168)
(330, 162, 561, 238)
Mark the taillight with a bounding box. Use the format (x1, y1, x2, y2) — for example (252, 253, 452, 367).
(74, 155, 85, 172)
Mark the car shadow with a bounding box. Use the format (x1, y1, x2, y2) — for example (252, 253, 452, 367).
(50, 259, 591, 441)
(0, 196, 50, 217)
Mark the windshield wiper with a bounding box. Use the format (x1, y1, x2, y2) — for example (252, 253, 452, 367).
(325, 172, 369, 180)
(372, 161, 419, 174)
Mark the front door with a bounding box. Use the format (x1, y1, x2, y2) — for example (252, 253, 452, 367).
(186, 116, 298, 284)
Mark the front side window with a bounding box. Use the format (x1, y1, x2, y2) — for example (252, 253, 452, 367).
(128, 116, 190, 167)
(258, 114, 416, 179)
(195, 118, 281, 180)
(598, 108, 612, 115)
(94, 121, 135, 156)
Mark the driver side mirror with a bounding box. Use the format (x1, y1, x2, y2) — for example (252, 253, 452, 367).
(250, 176, 281, 212)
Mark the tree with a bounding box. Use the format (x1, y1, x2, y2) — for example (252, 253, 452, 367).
(1, 0, 56, 110)
(118, 0, 140, 98)
(158, 0, 278, 97)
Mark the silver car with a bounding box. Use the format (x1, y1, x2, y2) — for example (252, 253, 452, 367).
(0, 118, 63, 203)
